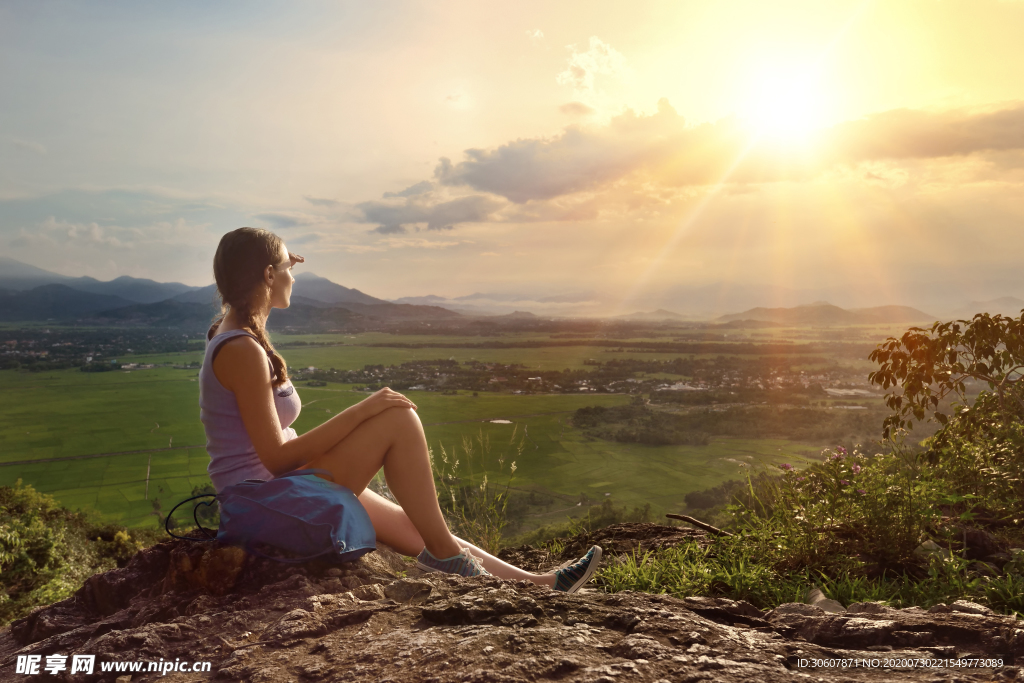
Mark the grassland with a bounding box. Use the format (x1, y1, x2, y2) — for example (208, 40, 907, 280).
(1, 329, 884, 530)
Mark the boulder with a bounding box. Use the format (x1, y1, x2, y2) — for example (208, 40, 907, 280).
(1, 525, 1020, 682)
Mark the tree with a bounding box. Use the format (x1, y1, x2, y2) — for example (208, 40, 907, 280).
(868, 312, 1024, 439)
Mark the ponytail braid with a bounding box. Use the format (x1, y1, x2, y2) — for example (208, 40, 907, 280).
(210, 227, 291, 388)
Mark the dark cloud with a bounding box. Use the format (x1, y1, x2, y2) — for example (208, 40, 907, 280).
(253, 212, 308, 229)
(304, 196, 340, 207)
(559, 101, 595, 116)
(358, 194, 503, 233)
(372, 224, 407, 235)
(382, 180, 434, 198)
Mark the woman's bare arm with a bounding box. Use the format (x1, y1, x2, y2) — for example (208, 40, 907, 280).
(213, 336, 417, 475)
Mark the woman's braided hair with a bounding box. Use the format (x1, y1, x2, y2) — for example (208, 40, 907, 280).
(209, 227, 290, 388)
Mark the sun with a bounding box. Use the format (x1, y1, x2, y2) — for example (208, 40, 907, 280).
(741, 67, 828, 143)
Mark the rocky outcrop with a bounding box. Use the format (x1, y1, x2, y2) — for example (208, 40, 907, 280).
(1, 524, 1021, 682)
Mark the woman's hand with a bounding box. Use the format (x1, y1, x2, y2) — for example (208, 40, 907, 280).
(351, 387, 417, 423)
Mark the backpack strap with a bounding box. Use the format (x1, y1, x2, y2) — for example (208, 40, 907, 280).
(165, 494, 219, 541)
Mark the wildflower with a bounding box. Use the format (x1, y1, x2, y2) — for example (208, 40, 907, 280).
(851, 463, 861, 475)
(857, 489, 867, 495)
(797, 476, 805, 481)
(839, 479, 850, 486)
(779, 463, 794, 471)
(480, 474, 488, 492)
(510, 461, 517, 474)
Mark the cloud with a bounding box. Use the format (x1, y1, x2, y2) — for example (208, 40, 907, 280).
(382, 180, 434, 198)
(433, 99, 724, 202)
(826, 104, 1024, 162)
(372, 223, 407, 235)
(0, 188, 241, 239)
(10, 138, 47, 155)
(9, 228, 32, 248)
(284, 232, 324, 246)
(37, 217, 129, 249)
(304, 196, 340, 207)
(556, 36, 627, 99)
(526, 29, 543, 41)
(381, 237, 463, 250)
(357, 194, 504, 233)
(559, 102, 595, 117)
(429, 100, 1024, 205)
(253, 212, 311, 229)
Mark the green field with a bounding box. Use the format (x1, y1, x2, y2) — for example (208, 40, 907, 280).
(2, 335, 851, 530)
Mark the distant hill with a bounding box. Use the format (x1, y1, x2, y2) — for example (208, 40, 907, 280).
(952, 297, 1024, 318)
(171, 275, 398, 309)
(169, 284, 219, 306)
(390, 294, 451, 306)
(712, 319, 781, 329)
(62, 275, 196, 304)
(616, 309, 686, 321)
(292, 272, 388, 306)
(847, 305, 938, 324)
(717, 302, 935, 325)
(0, 259, 458, 327)
(288, 295, 334, 308)
(0, 257, 200, 303)
(335, 302, 462, 321)
(80, 300, 220, 330)
(492, 310, 539, 320)
(0, 284, 137, 321)
(267, 302, 458, 330)
(0, 256, 77, 291)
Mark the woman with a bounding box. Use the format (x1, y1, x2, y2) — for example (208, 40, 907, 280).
(199, 227, 600, 591)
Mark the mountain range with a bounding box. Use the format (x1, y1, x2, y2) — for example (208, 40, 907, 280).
(716, 303, 936, 326)
(0, 258, 456, 328)
(0, 257, 1020, 326)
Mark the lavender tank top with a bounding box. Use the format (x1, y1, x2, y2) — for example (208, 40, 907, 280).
(199, 329, 302, 492)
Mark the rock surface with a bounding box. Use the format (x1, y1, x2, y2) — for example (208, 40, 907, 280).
(1, 523, 1021, 681)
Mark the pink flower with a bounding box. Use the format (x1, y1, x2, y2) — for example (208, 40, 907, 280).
(851, 464, 862, 475)
(779, 463, 794, 471)
(857, 489, 867, 495)
(839, 479, 850, 486)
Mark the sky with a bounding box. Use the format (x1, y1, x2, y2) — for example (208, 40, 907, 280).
(2, 0, 1023, 315)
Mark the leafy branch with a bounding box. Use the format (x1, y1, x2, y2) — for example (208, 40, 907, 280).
(868, 311, 1024, 438)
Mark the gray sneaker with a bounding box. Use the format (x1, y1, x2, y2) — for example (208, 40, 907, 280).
(554, 545, 602, 593)
(416, 547, 490, 577)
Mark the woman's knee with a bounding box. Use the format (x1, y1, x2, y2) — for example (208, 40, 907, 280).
(367, 405, 424, 436)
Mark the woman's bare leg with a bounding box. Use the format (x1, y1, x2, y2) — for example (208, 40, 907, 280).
(305, 406, 555, 586)
(305, 407, 462, 560)
(358, 488, 556, 587)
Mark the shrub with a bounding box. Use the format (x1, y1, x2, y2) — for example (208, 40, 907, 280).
(0, 480, 152, 624)
(432, 429, 521, 555)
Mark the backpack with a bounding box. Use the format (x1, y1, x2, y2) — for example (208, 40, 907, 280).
(167, 469, 376, 563)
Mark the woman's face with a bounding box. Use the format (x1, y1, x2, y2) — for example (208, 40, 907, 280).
(267, 243, 296, 310)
